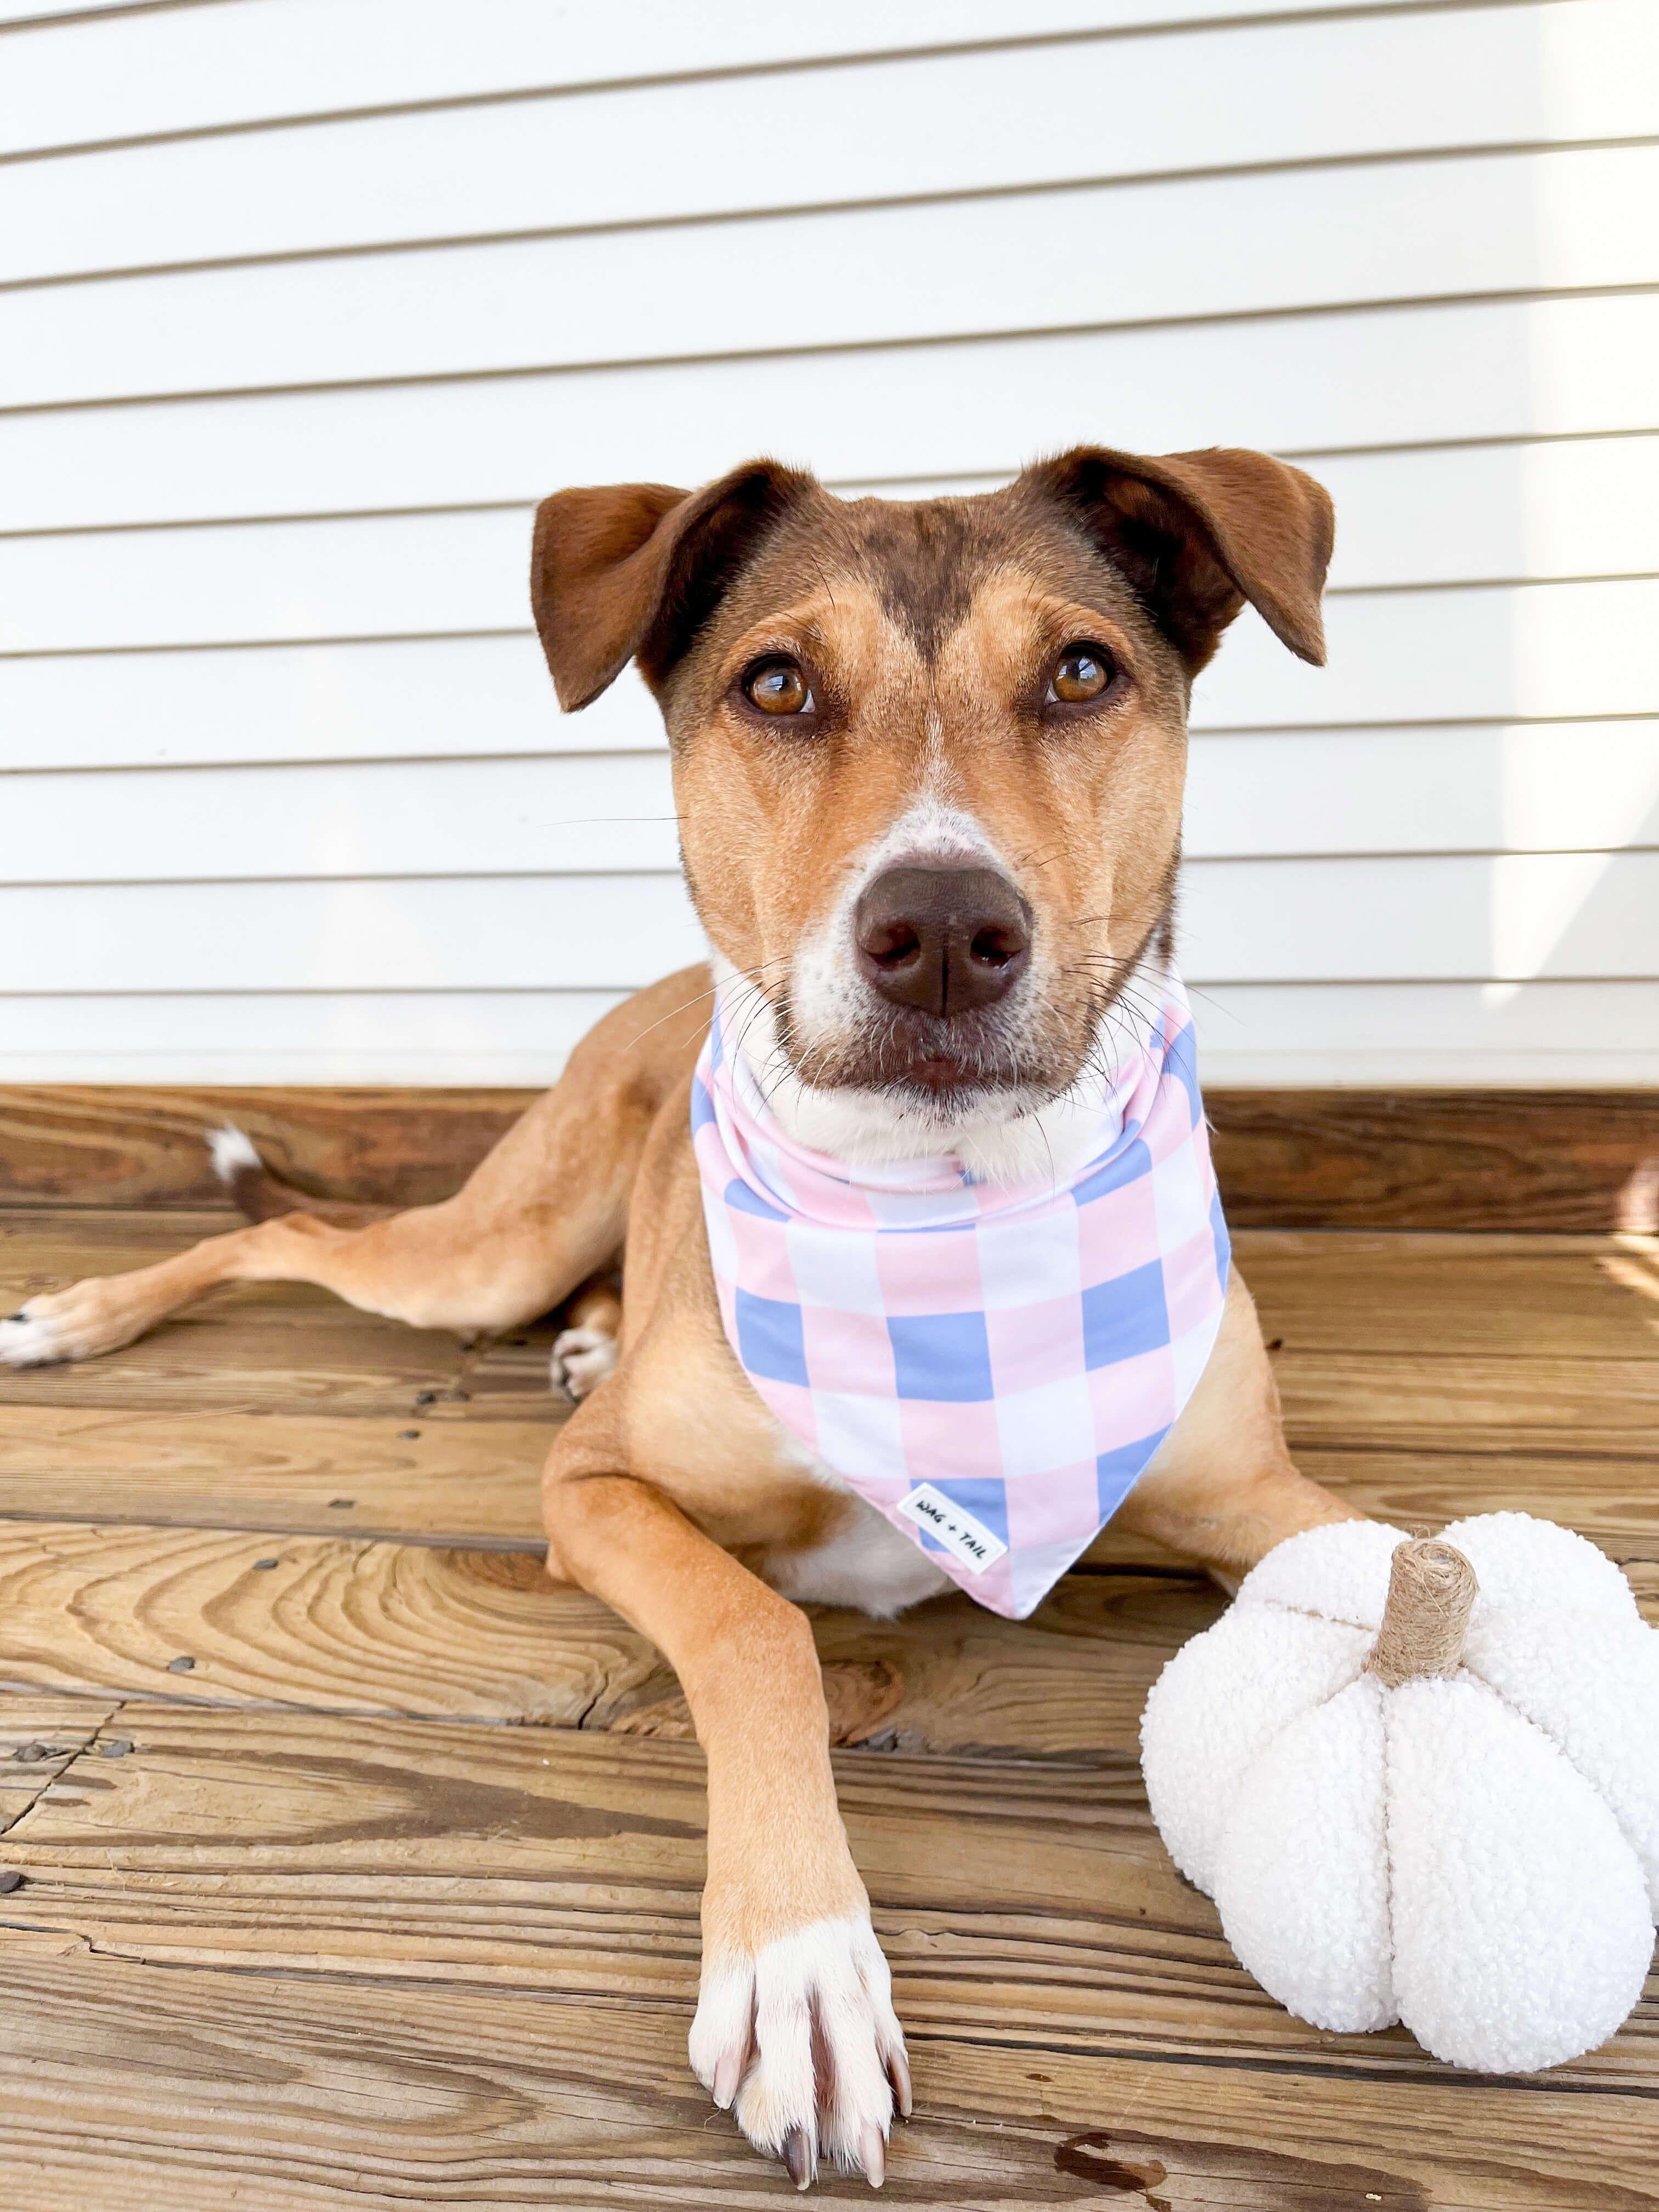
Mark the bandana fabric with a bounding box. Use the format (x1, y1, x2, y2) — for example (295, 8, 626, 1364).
(691, 980, 1231, 1619)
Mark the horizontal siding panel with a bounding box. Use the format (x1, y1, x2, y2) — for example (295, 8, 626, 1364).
(7, 578, 1655, 775)
(0, 636, 609, 773)
(5, 721, 1654, 888)
(3, 144, 1650, 411)
(0, 989, 628, 1085)
(1185, 722, 1659, 859)
(1192, 577, 1659, 727)
(9, 4, 1651, 285)
(1181, 850, 1659, 983)
(8, 292, 1655, 535)
(0, 0, 1452, 155)
(6, 874, 708, 992)
(2, 980, 1654, 1088)
(1, 754, 683, 884)
(11, 852, 1658, 996)
(1193, 980, 1659, 1085)
(6, 435, 1656, 655)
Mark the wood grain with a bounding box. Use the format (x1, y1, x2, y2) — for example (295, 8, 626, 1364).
(1, 1714, 1655, 2208)
(5, 1952, 1651, 2212)
(1209, 1087, 1659, 1234)
(0, 1696, 119, 1835)
(3, 1708, 1654, 2078)
(0, 1517, 1222, 1758)
(5, 1084, 1659, 1231)
(0, 1403, 554, 1547)
(1, 1203, 1658, 2203)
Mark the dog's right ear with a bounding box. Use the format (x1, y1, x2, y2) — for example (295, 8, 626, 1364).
(530, 460, 815, 710)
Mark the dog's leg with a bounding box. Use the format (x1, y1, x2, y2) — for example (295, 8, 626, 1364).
(543, 1420, 907, 2190)
(0, 967, 711, 1369)
(1113, 1268, 1362, 1583)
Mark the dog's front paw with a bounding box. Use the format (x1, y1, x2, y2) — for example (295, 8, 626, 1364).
(690, 1914, 910, 2190)
(550, 1324, 618, 1401)
(0, 1300, 66, 1367)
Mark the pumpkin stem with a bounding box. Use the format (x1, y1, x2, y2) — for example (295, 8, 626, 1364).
(1365, 1537, 1479, 1688)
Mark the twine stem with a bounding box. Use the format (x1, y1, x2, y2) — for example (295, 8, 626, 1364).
(1365, 1538, 1478, 1689)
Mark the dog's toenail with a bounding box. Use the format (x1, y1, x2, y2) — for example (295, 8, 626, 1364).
(861, 2123, 885, 2187)
(887, 2049, 912, 2118)
(783, 2126, 814, 2190)
(712, 2050, 742, 2108)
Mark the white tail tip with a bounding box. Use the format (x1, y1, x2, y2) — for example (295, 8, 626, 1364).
(207, 1123, 262, 1184)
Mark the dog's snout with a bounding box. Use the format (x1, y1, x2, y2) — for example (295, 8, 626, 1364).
(854, 865, 1032, 1018)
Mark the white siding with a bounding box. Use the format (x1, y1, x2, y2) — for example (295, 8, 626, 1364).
(3, 0, 1656, 1086)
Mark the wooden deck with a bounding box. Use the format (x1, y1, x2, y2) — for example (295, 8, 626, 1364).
(1, 1207, 1656, 2207)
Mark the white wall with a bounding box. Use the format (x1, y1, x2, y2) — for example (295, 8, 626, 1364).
(3, 0, 1655, 1086)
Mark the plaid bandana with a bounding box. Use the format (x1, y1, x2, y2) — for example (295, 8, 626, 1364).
(691, 979, 1231, 1618)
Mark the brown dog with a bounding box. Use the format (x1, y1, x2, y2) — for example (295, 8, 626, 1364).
(2, 448, 1360, 2189)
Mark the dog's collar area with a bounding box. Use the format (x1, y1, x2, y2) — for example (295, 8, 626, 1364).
(692, 975, 1232, 1620)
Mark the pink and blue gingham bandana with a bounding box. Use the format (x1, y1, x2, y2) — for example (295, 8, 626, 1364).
(691, 979, 1231, 1619)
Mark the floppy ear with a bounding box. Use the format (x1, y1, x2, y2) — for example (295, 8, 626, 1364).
(1023, 445, 1335, 670)
(529, 459, 816, 710)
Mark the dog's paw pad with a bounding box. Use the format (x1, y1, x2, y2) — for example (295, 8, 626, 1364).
(690, 1915, 907, 2187)
(550, 1325, 618, 1401)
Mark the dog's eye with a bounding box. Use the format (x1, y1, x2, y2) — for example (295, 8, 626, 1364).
(1047, 644, 1115, 704)
(743, 657, 814, 716)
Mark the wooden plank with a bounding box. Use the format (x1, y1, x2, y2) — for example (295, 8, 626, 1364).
(3, 145, 1651, 414)
(0, 1954, 1653, 2212)
(0, 1714, 1655, 2209)
(7, 292, 1655, 544)
(1277, 1348, 1659, 1456)
(0, 1694, 118, 1833)
(0, 1311, 472, 1422)
(0, 1404, 557, 1547)
(0, 1707, 1647, 2070)
(0, 1516, 1223, 1756)
(1214, 1102, 1659, 1234)
(1241, 1232, 1659, 1357)
(9, 1080, 1659, 1231)
(0, 1084, 538, 1207)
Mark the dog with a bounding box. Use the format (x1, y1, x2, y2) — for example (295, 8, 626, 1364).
(2, 445, 1362, 2190)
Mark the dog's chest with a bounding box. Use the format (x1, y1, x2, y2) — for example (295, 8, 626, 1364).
(760, 1440, 952, 1617)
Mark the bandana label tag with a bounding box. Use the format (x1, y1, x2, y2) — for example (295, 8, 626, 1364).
(895, 1483, 1007, 1575)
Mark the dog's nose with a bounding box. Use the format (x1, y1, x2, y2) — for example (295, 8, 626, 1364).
(854, 865, 1032, 1017)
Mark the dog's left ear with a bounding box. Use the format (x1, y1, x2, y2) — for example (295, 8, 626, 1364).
(1022, 445, 1335, 670)
(531, 459, 816, 710)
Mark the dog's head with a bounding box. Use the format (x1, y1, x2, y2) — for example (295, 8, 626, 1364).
(531, 448, 1332, 1164)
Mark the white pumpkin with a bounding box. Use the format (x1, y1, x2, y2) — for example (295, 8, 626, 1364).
(1141, 1513, 1659, 2072)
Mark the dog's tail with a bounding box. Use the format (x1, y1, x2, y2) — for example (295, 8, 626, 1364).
(207, 1124, 394, 1227)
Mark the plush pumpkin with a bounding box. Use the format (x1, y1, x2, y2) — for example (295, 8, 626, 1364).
(1141, 1514, 1659, 2072)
